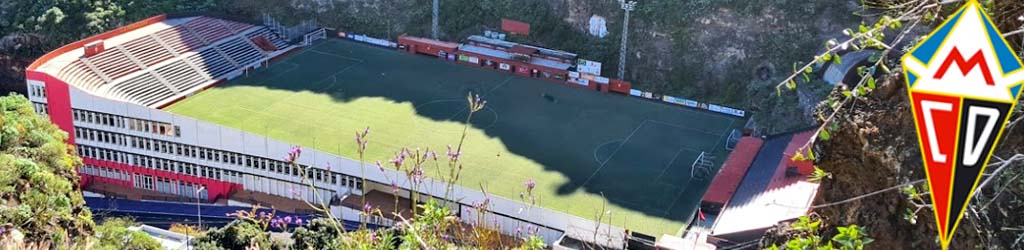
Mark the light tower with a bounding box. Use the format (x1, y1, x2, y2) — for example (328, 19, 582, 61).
(432, 0, 440, 39)
(617, 0, 637, 80)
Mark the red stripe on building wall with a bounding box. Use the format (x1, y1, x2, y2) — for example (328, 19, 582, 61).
(82, 157, 243, 202)
(27, 71, 76, 144)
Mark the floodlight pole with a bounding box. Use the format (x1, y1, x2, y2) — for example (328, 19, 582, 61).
(196, 186, 204, 230)
(617, 0, 637, 80)
(432, 0, 440, 39)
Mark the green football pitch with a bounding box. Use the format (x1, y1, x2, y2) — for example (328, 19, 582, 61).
(166, 39, 745, 236)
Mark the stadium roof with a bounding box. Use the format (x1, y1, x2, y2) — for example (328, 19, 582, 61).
(710, 129, 819, 241)
(702, 137, 764, 205)
(457, 44, 573, 70)
(398, 35, 459, 49)
(466, 35, 577, 60)
(34, 17, 193, 75)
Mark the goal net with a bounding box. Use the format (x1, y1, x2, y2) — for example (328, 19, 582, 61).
(304, 28, 327, 46)
(691, 151, 716, 181)
(725, 129, 742, 150)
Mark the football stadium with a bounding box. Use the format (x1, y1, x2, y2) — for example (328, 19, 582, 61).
(24, 14, 824, 247)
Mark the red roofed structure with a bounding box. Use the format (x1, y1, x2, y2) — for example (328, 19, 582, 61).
(501, 18, 531, 35)
(709, 129, 821, 244)
(509, 45, 538, 55)
(398, 35, 460, 56)
(702, 137, 764, 207)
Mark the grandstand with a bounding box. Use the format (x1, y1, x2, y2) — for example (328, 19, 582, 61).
(26, 14, 749, 245)
(44, 15, 291, 108)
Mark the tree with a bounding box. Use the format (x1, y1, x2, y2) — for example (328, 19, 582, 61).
(92, 218, 161, 250)
(194, 220, 273, 250)
(0, 93, 93, 245)
(290, 218, 345, 250)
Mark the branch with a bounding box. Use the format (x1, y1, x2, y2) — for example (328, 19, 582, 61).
(812, 179, 926, 209)
(773, 0, 935, 92)
(975, 154, 1024, 193)
(979, 168, 1024, 210)
(1004, 29, 1024, 38)
(795, 17, 923, 153)
(1008, 109, 1023, 130)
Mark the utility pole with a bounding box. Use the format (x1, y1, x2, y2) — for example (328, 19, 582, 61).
(617, 0, 637, 80)
(432, 0, 440, 39)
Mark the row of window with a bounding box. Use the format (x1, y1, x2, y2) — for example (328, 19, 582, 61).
(83, 161, 210, 200)
(76, 126, 344, 184)
(75, 127, 364, 190)
(72, 108, 180, 137)
(139, 174, 209, 200)
(79, 164, 131, 181)
(29, 85, 46, 98)
(77, 144, 242, 183)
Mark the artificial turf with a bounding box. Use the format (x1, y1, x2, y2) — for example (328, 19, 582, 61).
(165, 38, 745, 236)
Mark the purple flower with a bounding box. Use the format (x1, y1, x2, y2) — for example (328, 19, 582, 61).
(355, 130, 370, 154)
(285, 146, 302, 163)
(370, 231, 377, 242)
(283, 216, 293, 224)
(391, 182, 399, 194)
(523, 179, 536, 192)
(389, 149, 408, 169)
(295, 218, 303, 225)
(363, 203, 373, 214)
(446, 145, 461, 161)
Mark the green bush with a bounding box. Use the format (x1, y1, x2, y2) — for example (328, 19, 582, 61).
(92, 218, 162, 250)
(194, 220, 273, 250)
(0, 94, 93, 245)
(290, 218, 344, 249)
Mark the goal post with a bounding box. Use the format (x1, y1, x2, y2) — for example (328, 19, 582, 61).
(725, 129, 742, 151)
(303, 28, 327, 46)
(691, 151, 716, 181)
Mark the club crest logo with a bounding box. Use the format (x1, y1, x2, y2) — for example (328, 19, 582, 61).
(902, 1, 1024, 249)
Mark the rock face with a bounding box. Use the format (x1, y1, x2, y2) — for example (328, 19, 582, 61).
(809, 73, 964, 248)
(762, 70, 1024, 248)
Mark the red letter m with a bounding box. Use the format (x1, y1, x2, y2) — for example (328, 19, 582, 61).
(933, 47, 995, 86)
